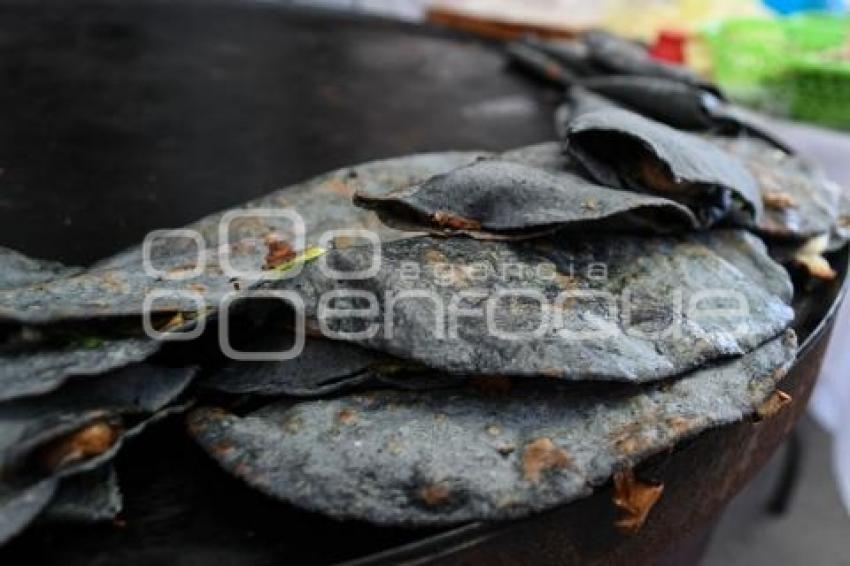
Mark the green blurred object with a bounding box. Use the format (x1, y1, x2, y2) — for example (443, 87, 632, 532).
(708, 18, 788, 109)
(788, 54, 850, 128)
(707, 13, 850, 127)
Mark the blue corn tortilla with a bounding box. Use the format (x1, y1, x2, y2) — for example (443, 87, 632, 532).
(355, 158, 698, 239)
(710, 135, 844, 242)
(0, 247, 81, 291)
(189, 330, 796, 526)
(564, 106, 762, 227)
(266, 232, 793, 383)
(0, 364, 195, 544)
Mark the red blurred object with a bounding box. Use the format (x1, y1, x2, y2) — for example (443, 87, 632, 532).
(650, 30, 687, 64)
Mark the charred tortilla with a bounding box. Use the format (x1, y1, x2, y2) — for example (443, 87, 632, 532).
(268, 234, 793, 383)
(710, 136, 842, 241)
(564, 107, 762, 227)
(0, 365, 194, 544)
(0, 364, 196, 482)
(0, 337, 161, 402)
(189, 331, 795, 526)
(355, 159, 698, 238)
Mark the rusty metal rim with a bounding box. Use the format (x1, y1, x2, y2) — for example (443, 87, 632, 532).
(798, 247, 850, 356)
(341, 245, 850, 566)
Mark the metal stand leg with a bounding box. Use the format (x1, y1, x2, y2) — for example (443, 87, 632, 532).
(767, 431, 803, 515)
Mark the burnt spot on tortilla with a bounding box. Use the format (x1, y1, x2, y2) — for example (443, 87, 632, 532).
(36, 421, 122, 474)
(418, 483, 453, 507)
(613, 432, 652, 457)
(665, 416, 702, 435)
(323, 177, 355, 197)
(212, 441, 235, 456)
(336, 408, 359, 426)
(264, 235, 296, 270)
(521, 437, 570, 484)
(432, 211, 482, 231)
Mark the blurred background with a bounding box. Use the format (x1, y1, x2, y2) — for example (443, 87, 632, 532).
(286, 0, 850, 124)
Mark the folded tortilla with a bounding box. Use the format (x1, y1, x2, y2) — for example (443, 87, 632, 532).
(564, 107, 762, 227)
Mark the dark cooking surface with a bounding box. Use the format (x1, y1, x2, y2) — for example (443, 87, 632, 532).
(0, 0, 557, 266)
(0, 1, 559, 564)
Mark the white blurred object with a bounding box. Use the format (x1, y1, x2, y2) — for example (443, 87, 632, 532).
(356, 0, 429, 21)
(289, 0, 429, 21)
(810, 295, 850, 515)
(428, 0, 606, 30)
